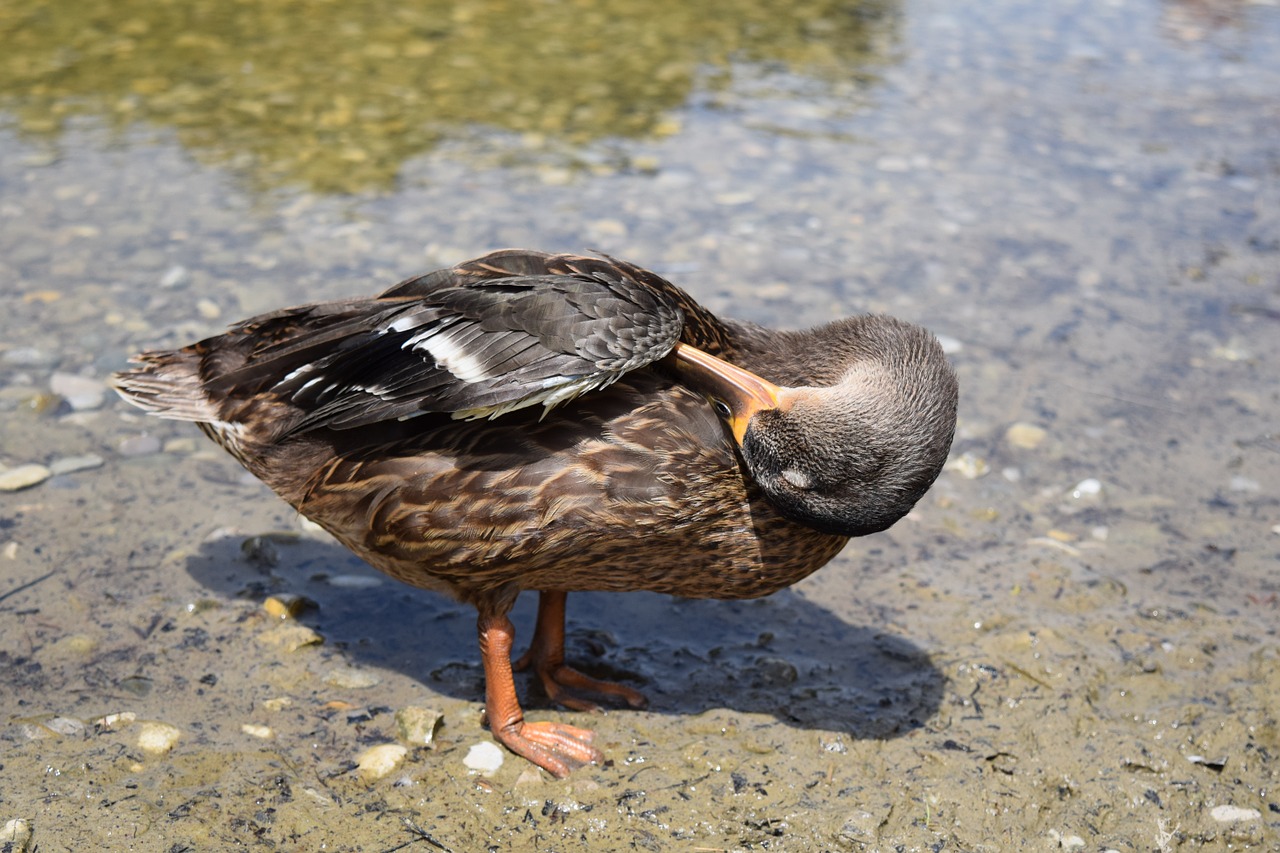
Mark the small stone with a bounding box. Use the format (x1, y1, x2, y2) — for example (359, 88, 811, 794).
(49, 454, 105, 475)
(357, 743, 408, 781)
(118, 434, 162, 456)
(324, 666, 381, 689)
(0, 818, 33, 852)
(196, 298, 222, 319)
(262, 697, 294, 712)
(0, 464, 51, 492)
(514, 766, 545, 786)
(946, 452, 989, 479)
(463, 741, 505, 776)
(754, 655, 798, 686)
(257, 623, 324, 652)
(395, 706, 443, 747)
(137, 721, 181, 754)
(2, 347, 56, 367)
(51, 634, 98, 655)
(1229, 476, 1260, 493)
(1006, 422, 1047, 450)
(1210, 805, 1261, 822)
(163, 438, 198, 454)
(241, 723, 274, 739)
(50, 372, 106, 411)
(1069, 478, 1103, 500)
(263, 594, 316, 620)
(160, 265, 190, 288)
(94, 711, 138, 730)
(43, 716, 87, 736)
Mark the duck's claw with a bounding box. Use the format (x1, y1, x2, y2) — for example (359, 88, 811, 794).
(490, 719, 603, 779)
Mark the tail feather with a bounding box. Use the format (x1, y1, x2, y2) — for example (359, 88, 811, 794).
(112, 349, 222, 423)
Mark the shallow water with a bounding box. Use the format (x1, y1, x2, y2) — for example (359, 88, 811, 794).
(2, 0, 1278, 849)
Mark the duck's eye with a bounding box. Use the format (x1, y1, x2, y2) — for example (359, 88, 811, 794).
(711, 398, 732, 419)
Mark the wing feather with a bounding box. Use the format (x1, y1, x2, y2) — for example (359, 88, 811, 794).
(218, 255, 687, 434)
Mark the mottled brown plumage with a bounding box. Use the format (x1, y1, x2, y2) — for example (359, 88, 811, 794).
(113, 249, 958, 777)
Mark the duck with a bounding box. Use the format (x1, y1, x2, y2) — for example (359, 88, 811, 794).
(113, 249, 958, 778)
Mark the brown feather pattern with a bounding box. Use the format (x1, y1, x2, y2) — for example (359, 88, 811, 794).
(113, 249, 957, 776)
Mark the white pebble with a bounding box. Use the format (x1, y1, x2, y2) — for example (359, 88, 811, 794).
(1229, 476, 1260, 493)
(137, 721, 181, 754)
(160, 265, 189, 288)
(357, 743, 408, 781)
(0, 819, 33, 851)
(94, 711, 137, 730)
(946, 452, 989, 479)
(1210, 805, 1261, 822)
(241, 723, 274, 739)
(49, 454, 105, 475)
(1001, 466, 1022, 483)
(50, 372, 105, 411)
(0, 464, 51, 492)
(464, 741, 505, 775)
(1070, 478, 1102, 499)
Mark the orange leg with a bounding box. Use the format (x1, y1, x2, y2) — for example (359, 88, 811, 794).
(478, 608, 603, 778)
(513, 590, 649, 712)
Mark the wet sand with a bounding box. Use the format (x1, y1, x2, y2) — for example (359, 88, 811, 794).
(2, 0, 1278, 849)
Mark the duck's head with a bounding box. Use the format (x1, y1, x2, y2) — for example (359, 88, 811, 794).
(671, 318, 957, 538)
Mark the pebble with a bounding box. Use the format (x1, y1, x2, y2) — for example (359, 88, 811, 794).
(48, 716, 88, 736)
(1069, 478, 1103, 500)
(49, 371, 106, 410)
(137, 721, 181, 754)
(1210, 805, 1261, 822)
(0, 464, 51, 492)
(51, 634, 98, 655)
(1005, 422, 1047, 450)
(0, 819, 33, 852)
(1228, 476, 1260, 493)
(160, 265, 190, 288)
(241, 723, 274, 739)
(256, 623, 324, 652)
(196, 298, 222, 319)
(946, 452, 989, 479)
(94, 711, 137, 730)
(395, 706, 444, 747)
(118, 434, 163, 456)
(2, 347, 56, 367)
(356, 743, 408, 781)
(324, 666, 381, 689)
(263, 593, 316, 620)
(49, 454, 105, 475)
(463, 741, 505, 776)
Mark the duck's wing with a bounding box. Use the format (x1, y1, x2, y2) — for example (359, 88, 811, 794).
(204, 257, 685, 434)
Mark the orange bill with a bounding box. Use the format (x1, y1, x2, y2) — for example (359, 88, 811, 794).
(669, 343, 782, 444)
